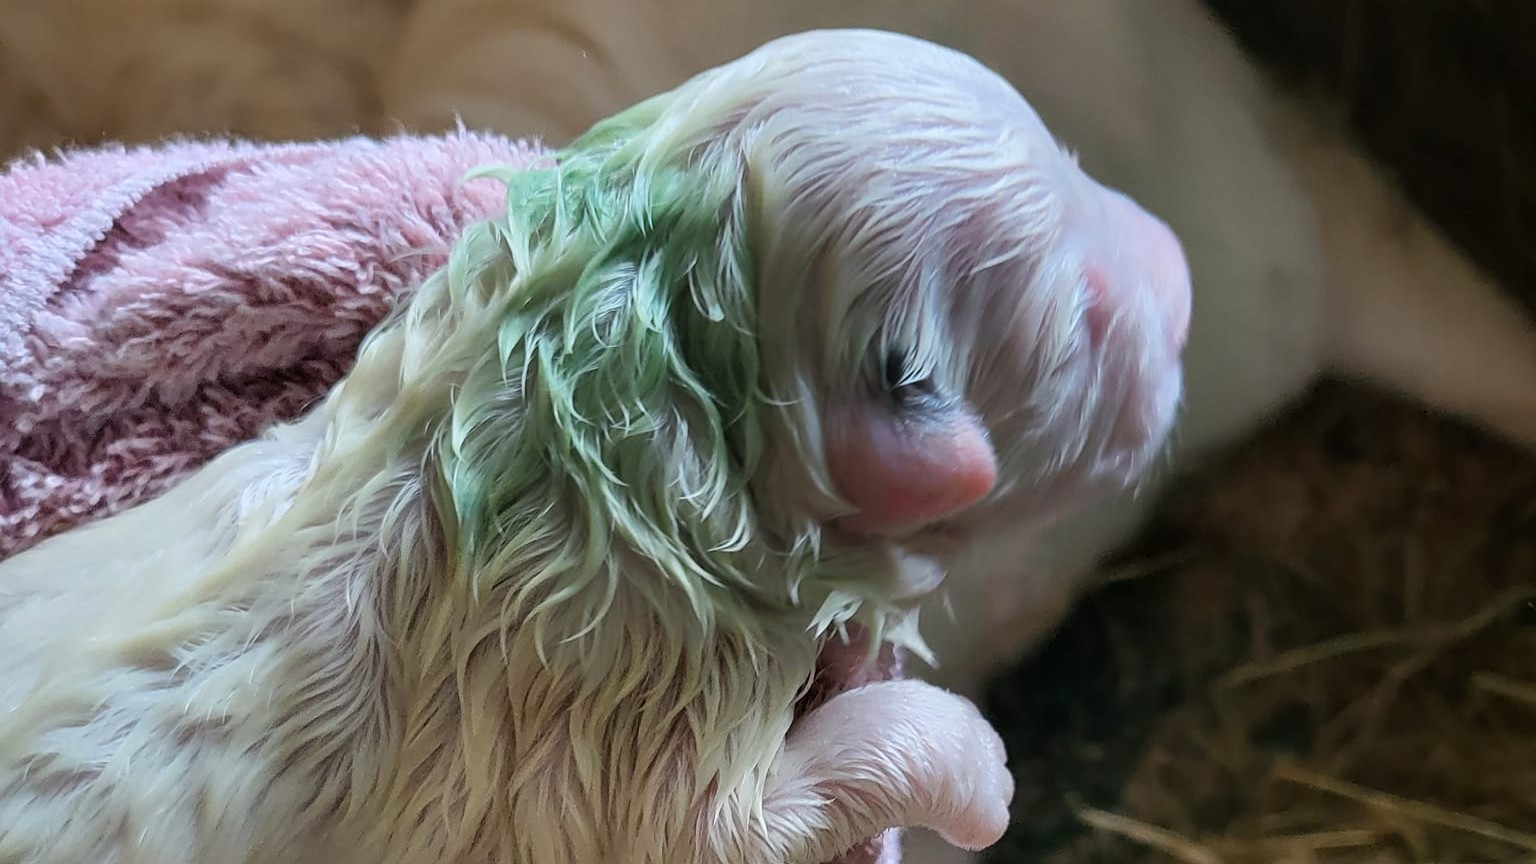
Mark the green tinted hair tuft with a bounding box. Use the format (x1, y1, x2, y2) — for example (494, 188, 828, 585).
(416, 98, 795, 649)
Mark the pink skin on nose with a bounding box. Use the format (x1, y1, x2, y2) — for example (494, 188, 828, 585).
(1082, 188, 1193, 353)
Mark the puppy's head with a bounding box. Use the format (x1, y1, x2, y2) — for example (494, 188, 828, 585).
(557, 29, 1190, 601)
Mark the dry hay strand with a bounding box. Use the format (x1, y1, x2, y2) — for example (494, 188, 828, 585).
(984, 383, 1536, 864)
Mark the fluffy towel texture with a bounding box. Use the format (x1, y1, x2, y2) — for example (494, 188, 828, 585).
(0, 132, 904, 864)
(0, 131, 542, 557)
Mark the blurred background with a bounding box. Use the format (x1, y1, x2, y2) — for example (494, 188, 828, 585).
(3, 2, 1534, 862)
(984, 6, 1536, 862)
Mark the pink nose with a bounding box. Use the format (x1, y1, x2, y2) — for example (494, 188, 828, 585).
(1087, 189, 1192, 353)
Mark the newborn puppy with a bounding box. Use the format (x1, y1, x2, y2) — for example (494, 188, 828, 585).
(0, 30, 1189, 864)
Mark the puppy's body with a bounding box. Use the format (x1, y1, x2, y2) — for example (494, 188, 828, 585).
(0, 32, 1189, 864)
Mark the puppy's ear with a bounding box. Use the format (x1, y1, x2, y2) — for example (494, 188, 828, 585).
(824, 360, 997, 537)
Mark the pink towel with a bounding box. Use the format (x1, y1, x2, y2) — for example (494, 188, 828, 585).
(0, 131, 543, 557)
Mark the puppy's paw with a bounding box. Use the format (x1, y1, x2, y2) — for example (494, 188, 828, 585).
(769, 679, 1013, 861)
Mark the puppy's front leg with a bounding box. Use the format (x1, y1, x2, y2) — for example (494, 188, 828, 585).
(734, 680, 1012, 864)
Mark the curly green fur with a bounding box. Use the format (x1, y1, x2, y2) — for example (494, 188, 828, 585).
(446, 121, 774, 638)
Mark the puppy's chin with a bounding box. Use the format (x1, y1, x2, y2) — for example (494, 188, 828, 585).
(793, 623, 907, 864)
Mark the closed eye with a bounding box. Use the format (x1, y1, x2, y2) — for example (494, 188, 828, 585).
(882, 346, 941, 410)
